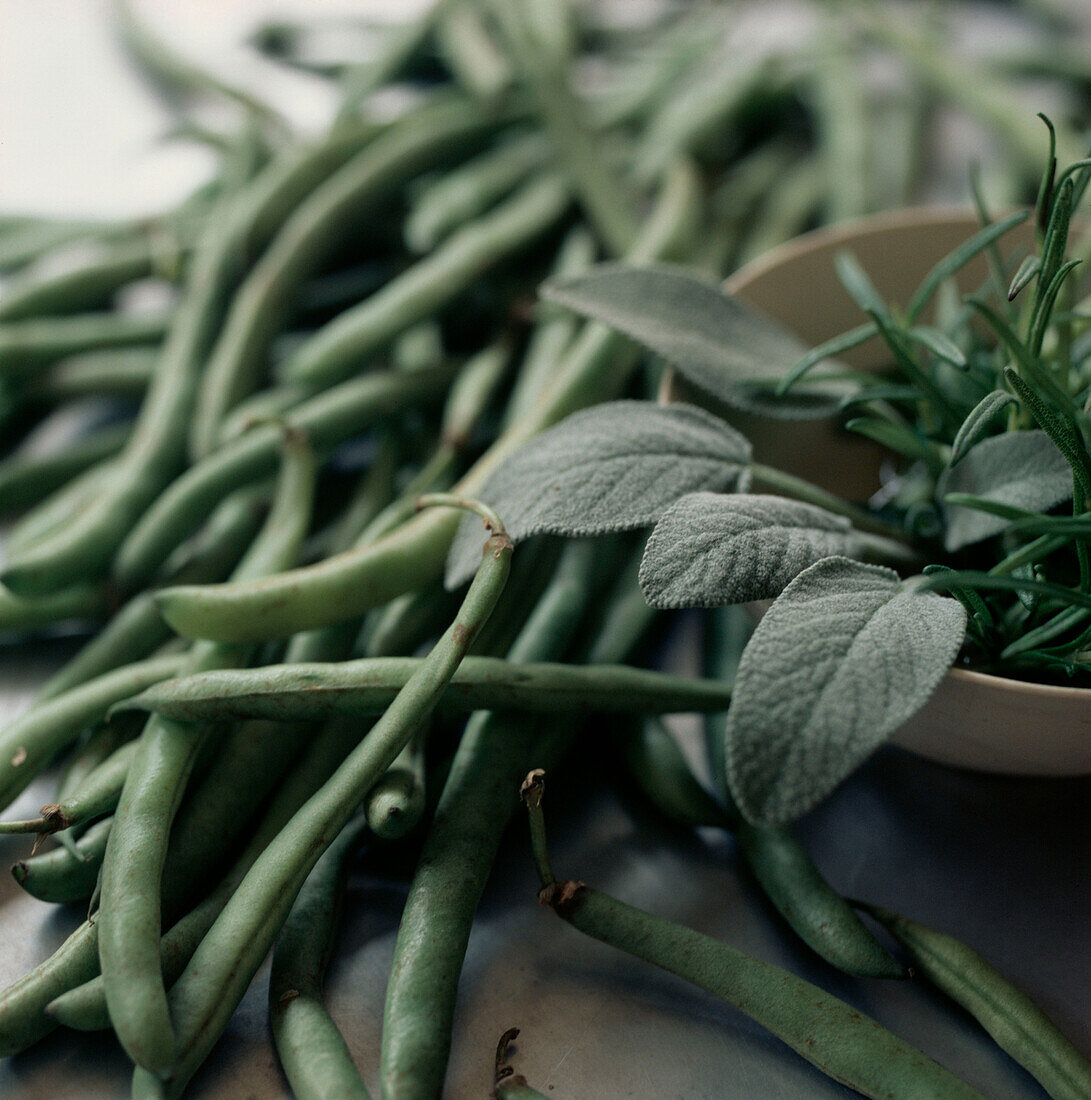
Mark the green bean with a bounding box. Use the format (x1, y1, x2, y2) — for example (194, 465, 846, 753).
(380, 540, 603, 1099)
(214, 384, 310, 445)
(268, 818, 371, 1100)
(619, 716, 727, 831)
(161, 715, 317, 902)
(52, 717, 136, 804)
(155, 161, 701, 643)
(0, 421, 130, 514)
(133, 502, 512, 1098)
(98, 433, 317, 1075)
(11, 818, 111, 905)
(278, 174, 569, 390)
(120, 655, 734, 723)
(333, 2, 451, 125)
(189, 95, 503, 458)
(440, 338, 513, 449)
(589, 6, 723, 130)
(857, 8, 1082, 172)
(27, 347, 155, 401)
(0, 919, 100, 1055)
(0, 312, 169, 379)
(637, 668, 904, 978)
(633, 50, 786, 184)
(404, 132, 549, 253)
(0, 582, 109, 633)
(366, 731, 426, 840)
(0, 653, 186, 814)
(1, 739, 138, 838)
(364, 585, 462, 660)
(487, 0, 639, 255)
(0, 237, 168, 323)
(33, 484, 267, 705)
(857, 902, 1091, 1100)
(0, 220, 125, 276)
(4, 465, 111, 560)
(522, 774, 985, 1100)
(502, 226, 596, 426)
(47, 715, 366, 1034)
(116, 362, 456, 589)
(809, 30, 870, 223)
(320, 433, 401, 558)
(436, 1, 512, 105)
(0, 123, 377, 599)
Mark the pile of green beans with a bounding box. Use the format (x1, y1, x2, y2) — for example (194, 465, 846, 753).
(0, 1, 1087, 1096)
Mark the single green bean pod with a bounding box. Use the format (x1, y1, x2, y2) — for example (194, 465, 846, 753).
(98, 431, 317, 1076)
(857, 902, 1091, 1100)
(269, 818, 371, 1100)
(522, 773, 985, 1100)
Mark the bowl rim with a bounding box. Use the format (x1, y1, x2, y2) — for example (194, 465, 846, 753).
(725, 204, 1091, 705)
(722, 205, 1006, 294)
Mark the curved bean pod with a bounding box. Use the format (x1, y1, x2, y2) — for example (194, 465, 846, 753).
(0, 920, 100, 1056)
(404, 132, 549, 253)
(116, 362, 456, 589)
(0, 653, 186, 813)
(47, 715, 366, 1033)
(858, 902, 1091, 1100)
(0, 422, 130, 515)
(0, 312, 169, 380)
(523, 775, 985, 1100)
(380, 539, 613, 1097)
(98, 434, 316, 1075)
(189, 94, 503, 458)
(280, 174, 568, 390)
(0, 237, 168, 323)
(11, 818, 111, 904)
(34, 483, 267, 704)
(26, 347, 155, 401)
(268, 818, 370, 1100)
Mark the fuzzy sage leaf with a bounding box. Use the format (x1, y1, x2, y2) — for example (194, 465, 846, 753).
(940, 430, 1073, 550)
(639, 493, 868, 608)
(446, 401, 752, 587)
(723, 557, 967, 824)
(541, 264, 850, 417)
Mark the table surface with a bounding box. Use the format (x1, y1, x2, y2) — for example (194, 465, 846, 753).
(0, 3, 1088, 1098)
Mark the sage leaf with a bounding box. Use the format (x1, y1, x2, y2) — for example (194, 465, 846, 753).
(941, 430, 1072, 550)
(541, 263, 849, 418)
(445, 401, 752, 587)
(639, 493, 865, 607)
(949, 390, 1016, 466)
(723, 558, 967, 824)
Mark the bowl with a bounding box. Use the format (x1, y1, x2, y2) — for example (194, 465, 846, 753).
(716, 209, 1090, 774)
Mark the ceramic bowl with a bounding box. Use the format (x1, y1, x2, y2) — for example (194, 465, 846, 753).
(716, 209, 1091, 774)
